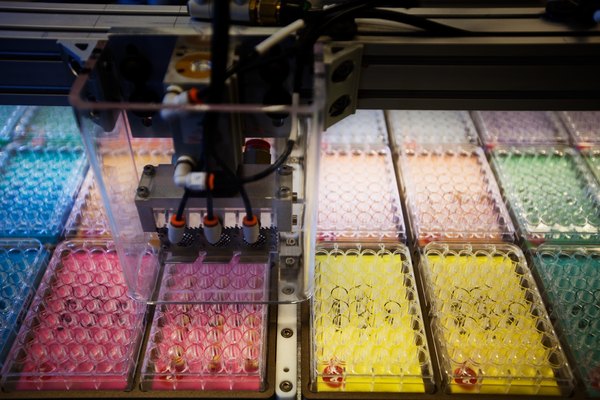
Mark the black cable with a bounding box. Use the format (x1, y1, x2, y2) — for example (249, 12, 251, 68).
(213, 1, 469, 219)
(209, 1, 231, 101)
(176, 189, 189, 220)
(359, 8, 468, 35)
(211, 150, 255, 219)
(240, 140, 295, 184)
(238, 184, 254, 219)
(293, 2, 375, 91)
(208, 0, 257, 220)
(293, 1, 432, 92)
(190, 1, 252, 222)
(206, 187, 215, 220)
(227, 0, 467, 84)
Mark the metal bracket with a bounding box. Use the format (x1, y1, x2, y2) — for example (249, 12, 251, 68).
(275, 231, 301, 399)
(276, 285, 298, 400)
(58, 40, 98, 77)
(323, 43, 364, 130)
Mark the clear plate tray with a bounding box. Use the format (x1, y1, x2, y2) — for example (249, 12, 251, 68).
(420, 242, 574, 395)
(1, 240, 151, 391)
(317, 146, 405, 243)
(533, 245, 600, 397)
(491, 146, 600, 246)
(397, 145, 514, 246)
(310, 243, 434, 393)
(387, 110, 478, 149)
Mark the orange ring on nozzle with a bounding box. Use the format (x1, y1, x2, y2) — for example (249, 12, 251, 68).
(207, 173, 215, 191)
(242, 215, 258, 227)
(170, 215, 186, 228)
(188, 87, 203, 104)
(203, 215, 220, 227)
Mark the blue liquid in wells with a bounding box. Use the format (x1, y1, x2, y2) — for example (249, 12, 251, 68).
(535, 248, 600, 397)
(0, 239, 47, 369)
(0, 146, 87, 243)
(19, 106, 82, 146)
(0, 106, 24, 144)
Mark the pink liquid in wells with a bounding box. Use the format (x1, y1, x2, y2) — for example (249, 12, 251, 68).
(3, 243, 147, 391)
(318, 148, 405, 242)
(142, 258, 269, 391)
(400, 148, 513, 246)
(144, 302, 267, 391)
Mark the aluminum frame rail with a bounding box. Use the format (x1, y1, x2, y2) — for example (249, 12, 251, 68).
(0, 2, 599, 108)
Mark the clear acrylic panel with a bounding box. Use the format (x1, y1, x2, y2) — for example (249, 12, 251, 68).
(70, 34, 324, 304)
(64, 139, 175, 239)
(64, 171, 111, 239)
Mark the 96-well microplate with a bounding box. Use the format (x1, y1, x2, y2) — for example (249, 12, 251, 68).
(534, 245, 600, 397)
(491, 147, 600, 246)
(141, 302, 268, 391)
(387, 110, 478, 149)
(421, 242, 574, 395)
(582, 148, 600, 188)
(1, 240, 150, 391)
(474, 111, 569, 148)
(0, 239, 47, 370)
(140, 254, 269, 391)
(398, 146, 514, 246)
(318, 147, 405, 242)
(15, 106, 82, 146)
(322, 110, 387, 146)
(559, 111, 600, 148)
(0, 146, 88, 243)
(0, 105, 25, 143)
(311, 244, 434, 393)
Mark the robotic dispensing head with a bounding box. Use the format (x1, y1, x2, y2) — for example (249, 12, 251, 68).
(70, 30, 324, 304)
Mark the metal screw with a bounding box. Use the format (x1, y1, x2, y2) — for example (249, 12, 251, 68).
(278, 186, 291, 198)
(143, 164, 155, 176)
(278, 165, 293, 175)
(141, 116, 153, 127)
(281, 328, 294, 338)
(285, 257, 295, 266)
(279, 381, 293, 392)
(137, 186, 149, 198)
(286, 238, 296, 246)
(282, 286, 295, 295)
